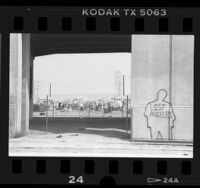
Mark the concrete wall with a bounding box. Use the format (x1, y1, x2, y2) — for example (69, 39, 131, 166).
(131, 35, 194, 141)
(9, 34, 31, 137)
(171, 36, 194, 140)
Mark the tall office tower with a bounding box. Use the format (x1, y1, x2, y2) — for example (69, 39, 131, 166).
(114, 71, 122, 97)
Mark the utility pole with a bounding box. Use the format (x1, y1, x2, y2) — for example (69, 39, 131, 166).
(49, 83, 52, 98)
(123, 75, 125, 97)
(45, 95, 49, 134)
(89, 103, 91, 117)
(122, 75, 125, 117)
(126, 95, 129, 135)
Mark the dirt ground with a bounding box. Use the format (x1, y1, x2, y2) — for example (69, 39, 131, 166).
(9, 118, 193, 158)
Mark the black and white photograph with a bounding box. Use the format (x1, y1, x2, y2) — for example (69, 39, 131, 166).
(9, 34, 194, 158)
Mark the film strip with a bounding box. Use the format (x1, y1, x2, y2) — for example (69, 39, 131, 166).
(0, 5, 199, 186)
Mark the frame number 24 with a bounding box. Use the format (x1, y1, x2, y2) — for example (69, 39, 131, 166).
(68, 176, 84, 184)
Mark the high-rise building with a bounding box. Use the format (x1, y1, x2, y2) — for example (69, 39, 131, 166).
(114, 71, 122, 97)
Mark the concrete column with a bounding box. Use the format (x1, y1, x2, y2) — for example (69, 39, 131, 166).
(21, 34, 31, 135)
(9, 34, 31, 137)
(131, 35, 170, 140)
(171, 35, 194, 141)
(29, 55, 34, 119)
(130, 35, 194, 142)
(9, 34, 23, 137)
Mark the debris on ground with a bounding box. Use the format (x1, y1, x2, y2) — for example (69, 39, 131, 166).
(70, 134, 79, 136)
(78, 128, 86, 131)
(56, 135, 62, 138)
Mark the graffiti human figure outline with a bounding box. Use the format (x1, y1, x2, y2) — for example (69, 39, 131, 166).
(144, 89, 176, 140)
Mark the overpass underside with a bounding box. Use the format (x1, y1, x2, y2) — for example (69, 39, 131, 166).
(9, 33, 131, 137)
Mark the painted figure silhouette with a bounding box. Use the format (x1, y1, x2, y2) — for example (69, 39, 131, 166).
(144, 89, 176, 140)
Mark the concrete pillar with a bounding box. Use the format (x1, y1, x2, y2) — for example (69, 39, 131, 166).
(29, 55, 34, 119)
(21, 34, 31, 134)
(171, 35, 194, 141)
(9, 34, 23, 137)
(9, 34, 31, 137)
(130, 35, 194, 141)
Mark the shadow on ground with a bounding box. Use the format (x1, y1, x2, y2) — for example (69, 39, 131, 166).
(30, 118, 131, 140)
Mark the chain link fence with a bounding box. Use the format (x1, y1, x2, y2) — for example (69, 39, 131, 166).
(33, 96, 132, 119)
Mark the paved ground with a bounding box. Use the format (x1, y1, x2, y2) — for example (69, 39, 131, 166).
(9, 118, 193, 158)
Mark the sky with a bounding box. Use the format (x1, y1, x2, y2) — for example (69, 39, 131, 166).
(34, 53, 131, 100)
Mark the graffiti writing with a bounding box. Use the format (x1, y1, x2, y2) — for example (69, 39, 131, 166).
(149, 103, 173, 118)
(144, 89, 176, 140)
